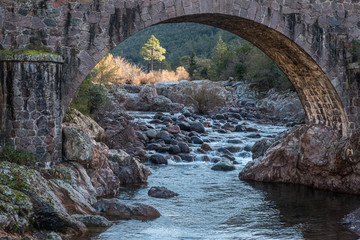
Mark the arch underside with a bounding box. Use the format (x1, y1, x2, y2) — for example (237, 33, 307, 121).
(161, 14, 348, 136)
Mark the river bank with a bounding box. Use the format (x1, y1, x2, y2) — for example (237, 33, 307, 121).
(1, 79, 360, 239)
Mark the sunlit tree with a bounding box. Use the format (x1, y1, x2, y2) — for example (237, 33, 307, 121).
(140, 35, 166, 71)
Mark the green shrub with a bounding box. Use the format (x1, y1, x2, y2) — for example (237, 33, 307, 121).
(69, 77, 107, 116)
(0, 146, 39, 169)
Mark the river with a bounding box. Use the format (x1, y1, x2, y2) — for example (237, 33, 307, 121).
(87, 112, 360, 240)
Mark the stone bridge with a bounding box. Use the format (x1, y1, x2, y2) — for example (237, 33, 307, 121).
(0, 0, 360, 164)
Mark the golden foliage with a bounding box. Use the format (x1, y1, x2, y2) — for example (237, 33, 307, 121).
(90, 54, 189, 85)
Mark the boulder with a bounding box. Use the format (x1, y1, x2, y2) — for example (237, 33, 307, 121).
(178, 142, 190, 153)
(72, 214, 112, 228)
(189, 121, 205, 133)
(62, 126, 94, 165)
(63, 108, 105, 141)
(211, 159, 236, 171)
(139, 85, 158, 102)
(148, 186, 179, 199)
(149, 154, 168, 165)
(239, 124, 360, 194)
(108, 149, 151, 185)
(166, 125, 181, 134)
(178, 121, 190, 131)
(93, 198, 161, 220)
(178, 153, 196, 162)
(191, 136, 204, 144)
(201, 143, 212, 151)
(251, 138, 274, 159)
(169, 145, 182, 154)
(156, 131, 172, 144)
(0, 161, 86, 234)
(145, 129, 158, 139)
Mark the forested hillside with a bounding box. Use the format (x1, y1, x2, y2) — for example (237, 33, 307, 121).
(111, 22, 293, 93)
(111, 23, 244, 70)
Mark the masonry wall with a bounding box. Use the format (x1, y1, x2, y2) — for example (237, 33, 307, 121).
(0, 55, 64, 165)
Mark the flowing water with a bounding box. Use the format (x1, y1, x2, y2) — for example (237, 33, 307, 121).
(88, 112, 360, 240)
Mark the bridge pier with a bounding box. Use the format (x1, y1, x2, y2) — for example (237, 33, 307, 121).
(0, 54, 64, 166)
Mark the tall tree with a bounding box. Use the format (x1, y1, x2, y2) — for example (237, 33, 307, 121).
(188, 51, 197, 78)
(92, 54, 119, 86)
(140, 35, 166, 71)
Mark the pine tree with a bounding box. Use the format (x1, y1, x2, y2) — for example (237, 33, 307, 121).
(140, 35, 166, 71)
(188, 51, 197, 78)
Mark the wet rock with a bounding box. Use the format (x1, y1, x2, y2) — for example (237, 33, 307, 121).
(109, 149, 151, 185)
(62, 126, 94, 165)
(191, 136, 204, 144)
(229, 112, 242, 120)
(156, 131, 172, 144)
(247, 133, 261, 138)
(222, 154, 235, 161)
(197, 148, 206, 154)
(243, 145, 252, 152)
(211, 157, 222, 163)
(145, 129, 158, 139)
(211, 159, 236, 171)
(93, 198, 161, 220)
(148, 186, 179, 199)
(189, 121, 205, 133)
(217, 148, 232, 155)
(147, 143, 163, 151)
(227, 139, 243, 144)
(202, 155, 211, 161)
(169, 145, 182, 154)
(149, 154, 167, 165)
(178, 121, 190, 131)
(45, 232, 62, 240)
(235, 125, 246, 132)
(251, 138, 274, 159)
(214, 114, 227, 120)
(224, 146, 242, 153)
(178, 142, 190, 153)
(178, 153, 196, 162)
(201, 143, 212, 151)
(72, 214, 112, 228)
(166, 125, 181, 134)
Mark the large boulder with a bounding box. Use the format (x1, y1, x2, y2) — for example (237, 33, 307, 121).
(0, 184, 33, 234)
(148, 154, 167, 165)
(108, 149, 151, 185)
(63, 108, 105, 142)
(189, 121, 205, 133)
(93, 198, 161, 220)
(251, 138, 274, 160)
(0, 161, 86, 234)
(239, 125, 360, 194)
(62, 126, 94, 165)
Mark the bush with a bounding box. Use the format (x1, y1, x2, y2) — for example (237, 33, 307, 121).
(0, 146, 39, 169)
(69, 77, 107, 116)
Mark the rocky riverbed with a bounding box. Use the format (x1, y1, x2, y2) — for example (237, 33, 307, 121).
(2, 79, 360, 239)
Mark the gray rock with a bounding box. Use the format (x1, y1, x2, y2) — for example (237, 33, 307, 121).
(252, 138, 274, 159)
(191, 136, 204, 144)
(178, 121, 190, 131)
(146, 129, 158, 139)
(178, 153, 196, 162)
(178, 142, 190, 153)
(169, 145, 182, 154)
(63, 126, 94, 165)
(148, 186, 179, 199)
(72, 214, 113, 228)
(93, 198, 161, 220)
(156, 130, 173, 144)
(211, 159, 236, 171)
(189, 121, 205, 133)
(149, 154, 167, 165)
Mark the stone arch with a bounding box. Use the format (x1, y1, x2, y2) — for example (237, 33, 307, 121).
(67, 13, 349, 136)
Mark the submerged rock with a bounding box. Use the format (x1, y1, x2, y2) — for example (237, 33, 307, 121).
(211, 159, 236, 171)
(148, 186, 179, 199)
(93, 198, 161, 220)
